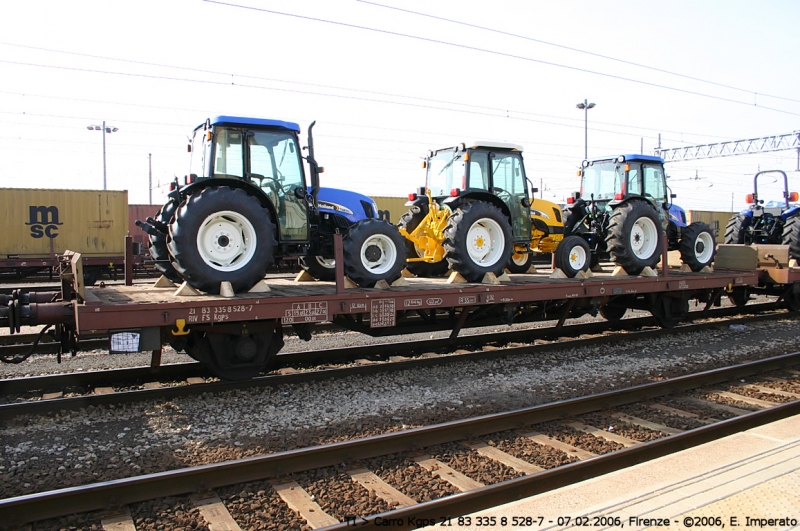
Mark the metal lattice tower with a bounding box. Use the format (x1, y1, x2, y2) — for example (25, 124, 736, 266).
(654, 131, 800, 166)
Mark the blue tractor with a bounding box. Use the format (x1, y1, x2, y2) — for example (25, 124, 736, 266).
(724, 170, 800, 260)
(559, 154, 716, 278)
(137, 116, 406, 379)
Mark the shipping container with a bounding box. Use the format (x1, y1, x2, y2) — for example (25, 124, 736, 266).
(128, 204, 161, 248)
(686, 210, 735, 244)
(0, 188, 129, 282)
(373, 196, 409, 223)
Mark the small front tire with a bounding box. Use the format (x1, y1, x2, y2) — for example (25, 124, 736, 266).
(507, 251, 535, 274)
(554, 235, 591, 278)
(299, 256, 336, 281)
(679, 222, 716, 271)
(343, 219, 407, 287)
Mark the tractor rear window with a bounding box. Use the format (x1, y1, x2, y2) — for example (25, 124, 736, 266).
(213, 128, 244, 178)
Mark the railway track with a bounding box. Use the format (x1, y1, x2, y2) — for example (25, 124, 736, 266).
(0, 305, 793, 420)
(1, 354, 797, 530)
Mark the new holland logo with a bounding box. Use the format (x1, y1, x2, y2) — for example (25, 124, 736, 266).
(25, 206, 63, 239)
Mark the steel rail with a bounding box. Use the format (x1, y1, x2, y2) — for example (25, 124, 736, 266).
(1, 352, 798, 527)
(0, 308, 793, 420)
(325, 400, 800, 531)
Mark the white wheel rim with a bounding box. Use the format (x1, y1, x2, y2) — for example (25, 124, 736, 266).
(466, 217, 505, 266)
(568, 245, 587, 270)
(360, 234, 397, 275)
(196, 210, 257, 271)
(693, 232, 714, 263)
(629, 217, 658, 259)
(511, 253, 528, 266)
(315, 256, 336, 269)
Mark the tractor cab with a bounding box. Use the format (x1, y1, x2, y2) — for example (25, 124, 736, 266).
(416, 142, 531, 242)
(186, 116, 312, 244)
(576, 154, 671, 229)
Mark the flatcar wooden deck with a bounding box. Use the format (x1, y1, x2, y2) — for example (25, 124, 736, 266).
(75, 267, 760, 334)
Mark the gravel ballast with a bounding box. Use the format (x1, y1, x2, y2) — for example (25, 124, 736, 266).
(1, 316, 798, 503)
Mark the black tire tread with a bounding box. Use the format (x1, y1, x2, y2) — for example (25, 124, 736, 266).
(678, 221, 716, 272)
(342, 218, 406, 287)
(781, 215, 800, 261)
(605, 201, 663, 275)
(442, 201, 513, 282)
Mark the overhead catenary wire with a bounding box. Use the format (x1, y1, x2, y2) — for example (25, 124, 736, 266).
(201, 0, 800, 117)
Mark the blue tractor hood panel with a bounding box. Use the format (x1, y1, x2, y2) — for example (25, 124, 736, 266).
(314, 187, 378, 223)
(668, 204, 687, 228)
(211, 116, 301, 132)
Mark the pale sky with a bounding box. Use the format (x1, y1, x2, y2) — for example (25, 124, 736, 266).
(2, 0, 799, 212)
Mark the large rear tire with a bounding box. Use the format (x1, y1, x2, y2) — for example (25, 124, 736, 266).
(679, 222, 716, 271)
(554, 235, 591, 277)
(781, 216, 800, 261)
(147, 201, 183, 284)
(398, 206, 450, 277)
(168, 186, 276, 294)
(299, 256, 336, 281)
(443, 201, 513, 282)
(724, 214, 752, 244)
(343, 219, 406, 287)
(605, 201, 663, 275)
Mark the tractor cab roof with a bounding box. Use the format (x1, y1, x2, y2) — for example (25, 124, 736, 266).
(210, 116, 301, 133)
(585, 154, 664, 165)
(466, 141, 523, 152)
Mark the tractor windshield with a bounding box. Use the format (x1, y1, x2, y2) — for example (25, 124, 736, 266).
(427, 148, 464, 196)
(581, 161, 623, 202)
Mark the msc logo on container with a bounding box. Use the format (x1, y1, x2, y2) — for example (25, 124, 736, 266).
(25, 206, 63, 239)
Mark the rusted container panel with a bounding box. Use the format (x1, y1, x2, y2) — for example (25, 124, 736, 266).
(0, 188, 128, 258)
(128, 204, 161, 247)
(373, 196, 408, 223)
(687, 210, 735, 244)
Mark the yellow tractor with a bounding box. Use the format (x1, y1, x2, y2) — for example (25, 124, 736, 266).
(398, 142, 564, 279)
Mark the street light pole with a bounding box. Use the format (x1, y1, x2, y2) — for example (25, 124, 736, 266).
(86, 121, 119, 190)
(575, 99, 595, 159)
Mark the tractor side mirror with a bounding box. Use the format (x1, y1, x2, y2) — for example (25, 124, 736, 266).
(187, 144, 192, 153)
(670, 193, 677, 199)
(521, 198, 531, 208)
(531, 187, 539, 194)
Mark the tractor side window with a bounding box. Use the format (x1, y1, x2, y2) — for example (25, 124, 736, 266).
(212, 128, 244, 178)
(643, 164, 666, 203)
(467, 152, 489, 190)
(627, 165, 641, 196)
(249, 131, 307, 241)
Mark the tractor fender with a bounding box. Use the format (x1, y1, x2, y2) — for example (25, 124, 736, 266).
(442, 191, 512, 222)
(782, 205, 800, 221)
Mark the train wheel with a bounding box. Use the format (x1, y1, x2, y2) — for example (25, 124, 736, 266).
(188, 327, 284, 381)
(599, 304, 627, 322)
(727, 288, 749, 307)
(650, 294, 688, 328)
(169, 187, 276, 294)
